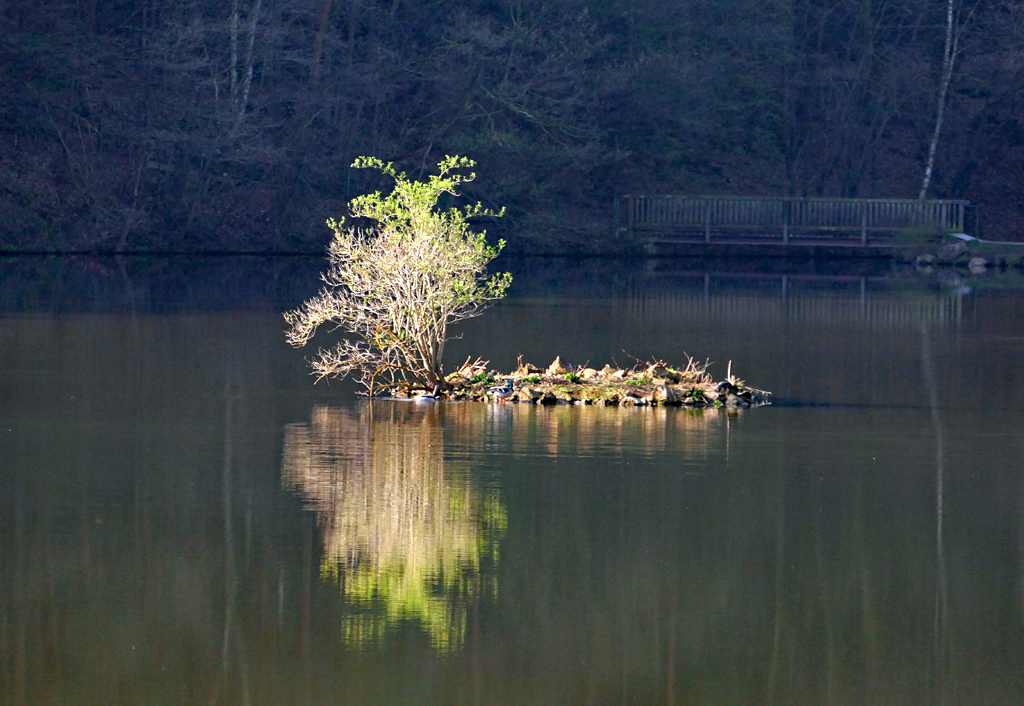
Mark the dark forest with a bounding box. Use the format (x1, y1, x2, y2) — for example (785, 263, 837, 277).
(1, 0, 1022, 251)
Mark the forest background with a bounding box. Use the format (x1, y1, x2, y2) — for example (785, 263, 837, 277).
(1, 0, 1022, 252)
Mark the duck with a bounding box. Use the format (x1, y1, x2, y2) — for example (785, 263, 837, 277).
(412, 384, 441, 402)
(487, 380, 516, 403)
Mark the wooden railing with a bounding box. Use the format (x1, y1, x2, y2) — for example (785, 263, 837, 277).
(615, 195, 971, 245)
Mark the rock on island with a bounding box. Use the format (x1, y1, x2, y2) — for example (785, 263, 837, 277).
(390, 356, 770, 408)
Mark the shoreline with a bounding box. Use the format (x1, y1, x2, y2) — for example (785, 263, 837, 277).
(3, 238, 1023, 268)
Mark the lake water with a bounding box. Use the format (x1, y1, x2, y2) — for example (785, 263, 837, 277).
(2, 255, 1023, 705)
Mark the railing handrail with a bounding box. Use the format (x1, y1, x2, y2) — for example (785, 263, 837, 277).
(615, 194, 973, 244)
(621, 194, 970, 205)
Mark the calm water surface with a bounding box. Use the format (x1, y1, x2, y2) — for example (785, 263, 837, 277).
(1, 256, 1023, 705)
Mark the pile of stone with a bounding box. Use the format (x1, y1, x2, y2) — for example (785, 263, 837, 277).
(915, 240, 990, 274)
(911, 238, 1024, 275)
(398, 356, 770, 408)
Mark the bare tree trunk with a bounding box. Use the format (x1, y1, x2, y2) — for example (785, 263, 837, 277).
(87, 0, 98, 33)
(919, 0, 958, 200)
(310, 0, 332, 91)
(230, 0, 240, 101)
(235, 0, 262, 125)
(228, 0, 261, 135)
(347, 0, 360, 65)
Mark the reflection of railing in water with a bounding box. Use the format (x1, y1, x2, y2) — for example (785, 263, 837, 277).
(628, 275, 962, 330)
(282, 405, 506, 653)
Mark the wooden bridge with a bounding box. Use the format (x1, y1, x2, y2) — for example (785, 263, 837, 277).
(615, 195, 972, 246)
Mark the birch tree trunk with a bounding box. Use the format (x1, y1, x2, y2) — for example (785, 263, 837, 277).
(919, 0, 958, 200)
(230, 0, 239, 101)
(235, 0, 261, 125)
(227, 0, 262, 134)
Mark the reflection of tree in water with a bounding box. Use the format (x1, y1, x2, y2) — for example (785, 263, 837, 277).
(282, 404, 505, 653)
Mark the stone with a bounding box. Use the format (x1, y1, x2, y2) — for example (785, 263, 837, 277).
(916, 253, 936, 266)
(646, 363, 670, 378)
(969, 257, 988, 274)
(936, 241, 967, 262)
(612, 369, 627, 379)
(547, 356, 570, 376)
(540, 391, 557, 405)
(515, 362, 541, 375)
(580, 367, 600, 381)
(517, 387, 542, 402)
(553, 388, 576, 403)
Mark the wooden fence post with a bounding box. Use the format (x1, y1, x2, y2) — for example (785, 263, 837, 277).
(783, 199, 789, 245)
(704, 200, 711, 244)
(860, 200, 867, 246)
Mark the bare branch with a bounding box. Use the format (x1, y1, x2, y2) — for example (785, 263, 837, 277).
(284, 156, 511, 392)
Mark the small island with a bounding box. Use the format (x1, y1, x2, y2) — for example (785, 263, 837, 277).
(392, 356, 771, 408)
(285, 158, 769, 410)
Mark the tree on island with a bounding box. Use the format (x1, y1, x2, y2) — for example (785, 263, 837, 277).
(284, 156, 512, 395)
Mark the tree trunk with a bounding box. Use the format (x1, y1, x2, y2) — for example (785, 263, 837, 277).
(232, 0, 262, 133)
(310, 0, 332, 91)
(919, 0, 958, 200)
(230, 0, 239, 101)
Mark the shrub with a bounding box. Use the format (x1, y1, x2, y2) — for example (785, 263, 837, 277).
(284, 156, 512, 394)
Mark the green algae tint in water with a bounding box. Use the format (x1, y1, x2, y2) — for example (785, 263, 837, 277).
(1, 257, 1023, 705)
